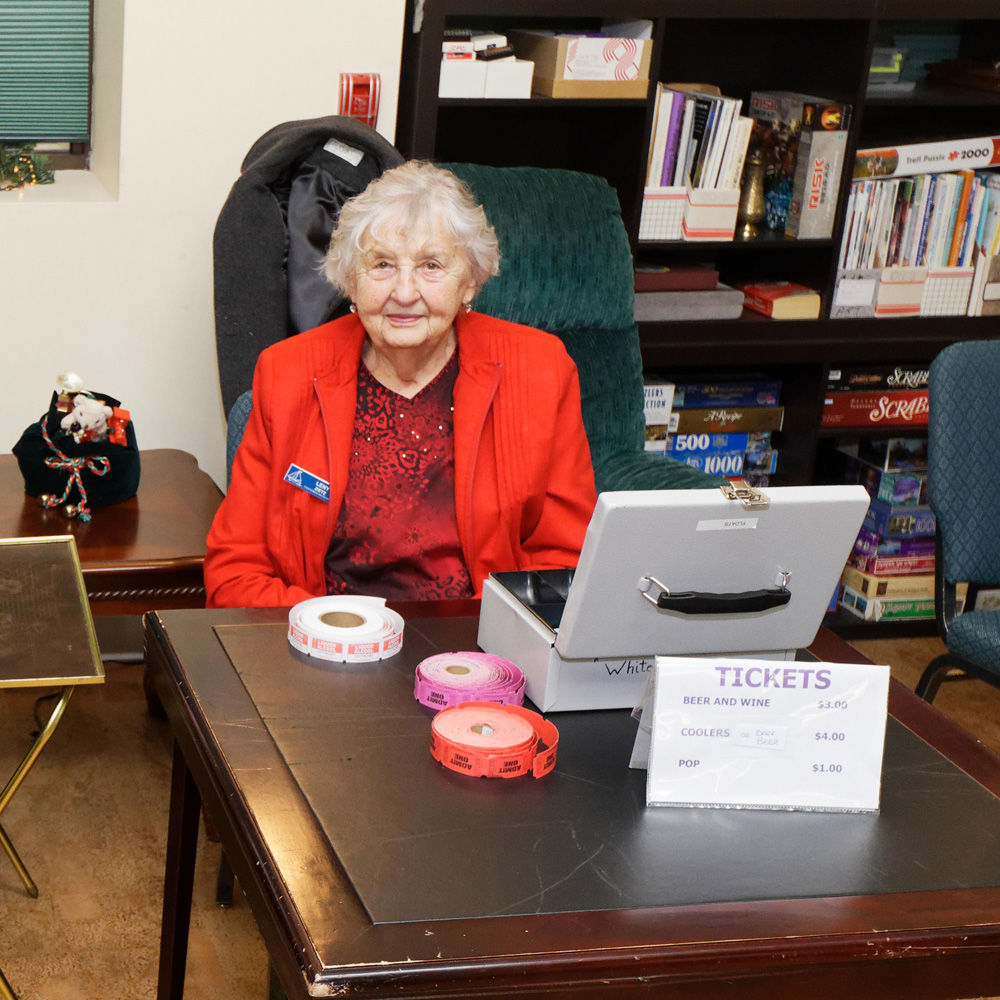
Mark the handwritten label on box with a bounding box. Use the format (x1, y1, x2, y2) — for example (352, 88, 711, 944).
(647, 656, 890, 812)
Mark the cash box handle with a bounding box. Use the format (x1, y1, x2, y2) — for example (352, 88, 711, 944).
(639, 575, 791, 615)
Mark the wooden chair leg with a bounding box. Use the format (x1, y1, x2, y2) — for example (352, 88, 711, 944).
(916, 653, 956, 703)
(268, 961, 287, 1000)
(215, 849, 235, 907)
(157, 740, 202, 1000)
(142, 666, 167, 720)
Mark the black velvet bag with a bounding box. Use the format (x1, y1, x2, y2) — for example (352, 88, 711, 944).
(12, 391, 140, 517)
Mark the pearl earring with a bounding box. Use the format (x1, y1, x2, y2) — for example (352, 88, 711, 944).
(463, 301, 472, 313)
(349, 303, 357, 313)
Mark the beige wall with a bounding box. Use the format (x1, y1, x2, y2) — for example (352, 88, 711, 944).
(1, 0, 406, 488)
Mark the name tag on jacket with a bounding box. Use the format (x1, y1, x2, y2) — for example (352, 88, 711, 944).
(283, 464, 330, 503)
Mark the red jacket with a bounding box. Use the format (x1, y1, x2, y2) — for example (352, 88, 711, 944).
(205, 311, 597, 608)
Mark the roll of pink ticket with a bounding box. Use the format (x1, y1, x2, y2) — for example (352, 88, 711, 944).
(414, 651, 525, 709)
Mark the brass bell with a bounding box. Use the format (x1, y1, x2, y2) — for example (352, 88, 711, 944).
(36, 494, 53, 507)
(62, 505, 78, 519)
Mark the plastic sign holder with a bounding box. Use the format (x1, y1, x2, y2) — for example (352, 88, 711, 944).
(643, 655, 890, 812)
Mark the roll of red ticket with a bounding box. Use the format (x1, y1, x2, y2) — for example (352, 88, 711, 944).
(414, 651, 525, 709)
(287, 595, 404, 663)
(430, 702, 558, 779)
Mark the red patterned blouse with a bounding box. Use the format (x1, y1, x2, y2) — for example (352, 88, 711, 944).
(324, 353, 474, 600)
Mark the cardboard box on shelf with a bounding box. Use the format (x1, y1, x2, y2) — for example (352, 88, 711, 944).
(509, 30, 651, 98)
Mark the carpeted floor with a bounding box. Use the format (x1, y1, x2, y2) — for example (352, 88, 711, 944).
(1, 636, 999, 999)
(0, 662, 266, 1000)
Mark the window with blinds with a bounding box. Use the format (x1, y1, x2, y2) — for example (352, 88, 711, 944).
(0, 0, 92, 142)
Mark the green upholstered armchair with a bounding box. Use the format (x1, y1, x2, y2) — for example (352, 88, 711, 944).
(444, 163, 718, 493)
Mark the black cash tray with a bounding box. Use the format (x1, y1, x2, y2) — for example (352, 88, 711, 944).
(491, 569, 575, 631)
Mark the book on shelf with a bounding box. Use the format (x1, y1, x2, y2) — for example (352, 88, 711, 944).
(849, 552, 936, 577)
(826, 365, 929, 392)
(671, 93, 697, 186)
(642, 376, 675, 454)
(634, 265, 719, 291)
(663, 430, 777, 478)
(667, 404, 784, 434)
(476, 45, 517, 63)
(667, 448, 778, 479)
(643, 377, 675, 418)
(736, 280, 821, 320)
(664, 430, 773, 457)
(442, 29, 508, 57)
(785, 100, 852, 240)
(862, 500, 935, 540)
(662, 83, 750, 191)
(840, 587, 935, 622)
(965, 173, 1000, 315)
(645, 84, 679, 187)
(852, 529, 935, 560)
(856, 436, 927, 473)
(853, 134, 1000, 180)
(843, 454, 928, 506)
(633, 283, 745, 322)
(841, 565, 935, 600)
(832, 166, 996, 320)
(821, 388, 928, 429)
(672, 85, 719, 187)
(671, 378, 781, 409)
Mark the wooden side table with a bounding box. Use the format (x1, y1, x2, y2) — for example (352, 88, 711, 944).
(0, 449, 223, 617)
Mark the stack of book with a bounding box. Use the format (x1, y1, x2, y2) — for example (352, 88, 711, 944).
(645, 83, 752, 191)
(632, 264, 744, 321)
(747, 90, 852, 238)
(838, 436, 939, 623)
(656, 377, 782, 484)
(839, 168, 1000, 273)
(833, 134, 1000, 319)
(821, 363, 929, 430)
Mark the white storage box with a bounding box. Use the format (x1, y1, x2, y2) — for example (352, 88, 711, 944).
(438, 59, 487, 98)
(682, 184, 740, 242)
(639, 186, 686, 242)
(483, 59, 533, 99)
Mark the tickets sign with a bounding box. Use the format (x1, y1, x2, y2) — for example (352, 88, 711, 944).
(646, 656, 890, 812)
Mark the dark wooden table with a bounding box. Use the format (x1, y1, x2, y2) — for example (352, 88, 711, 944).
(0, 449, 222, 616)
(145, 607, 1000, 1000)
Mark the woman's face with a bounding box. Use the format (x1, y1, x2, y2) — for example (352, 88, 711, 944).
(352, 230, 478, 356)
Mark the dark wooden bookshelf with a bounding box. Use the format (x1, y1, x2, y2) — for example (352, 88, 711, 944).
(823, 608, 937, 639)
(395, 0, 1000, 639)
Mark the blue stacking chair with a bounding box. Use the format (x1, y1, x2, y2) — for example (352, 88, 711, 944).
(916, 340, 1000, 702)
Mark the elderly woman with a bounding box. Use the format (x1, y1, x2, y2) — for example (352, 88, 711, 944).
(204, 160, 597, 608)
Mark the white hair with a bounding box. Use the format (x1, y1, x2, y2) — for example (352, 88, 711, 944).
(324, 160, 500, 296)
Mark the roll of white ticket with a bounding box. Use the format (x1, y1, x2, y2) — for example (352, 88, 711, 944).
(287, 595, 404, 663)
